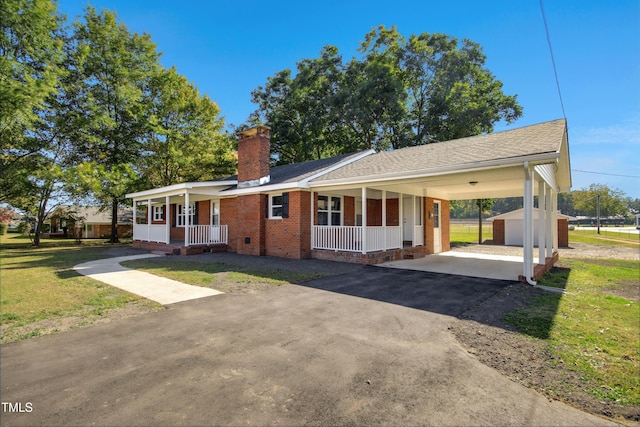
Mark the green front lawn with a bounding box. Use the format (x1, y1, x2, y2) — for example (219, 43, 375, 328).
(504, 258, 639, 406)
(0, 243, 160, 342)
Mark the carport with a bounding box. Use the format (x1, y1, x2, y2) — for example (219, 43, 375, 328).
(311, 119, 572, 284)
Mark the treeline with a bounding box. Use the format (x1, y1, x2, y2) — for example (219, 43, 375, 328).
(249, 25, 522, 165)
(451, 184, 640, 221)
(1, 0, 236, 245)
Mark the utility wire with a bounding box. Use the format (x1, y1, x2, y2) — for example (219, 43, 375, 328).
(540, 0, 567, 120)
(573, 169, 640, 178)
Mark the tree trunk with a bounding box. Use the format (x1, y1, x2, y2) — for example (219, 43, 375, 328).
(110, 198, 120, 243)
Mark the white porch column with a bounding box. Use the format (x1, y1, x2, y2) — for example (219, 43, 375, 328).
(551, 191, 558, 252)
(523, 163, 535, 284)
(133, 200, 137, 237)
(165, 195, 170, 244)
(538, 182, 547, 264)
(184, 192, 190, 247)
(382, 190, 387, 250)
(361, 187, 367, 254)
(399, 192, 403, 245)
(310, 191, 314, 249)
(147, 198, 151, 241)
(546, 188, 554, 258)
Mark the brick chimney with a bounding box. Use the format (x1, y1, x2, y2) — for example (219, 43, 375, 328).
(237, 125, 271, 188)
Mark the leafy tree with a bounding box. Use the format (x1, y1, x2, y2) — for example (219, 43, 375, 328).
(64, 7, 161, 242)
(250, 25, 522, 162)
(0, 0, 64, 203)
(142, 66, 236, 187)
(251, 46, 352, 164)
(572, 184, 627, 218)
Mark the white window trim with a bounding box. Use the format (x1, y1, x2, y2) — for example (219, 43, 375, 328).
(152, 205, 164, 221)
(177, 203, 196, 227)
(269, 194, 283, 219)
(317, 194, 343, 226)
(210, 200, 220, 226)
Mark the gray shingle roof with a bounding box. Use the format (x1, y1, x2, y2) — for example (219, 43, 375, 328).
(312, 119, 567, 183)
(224, 151, 369, 188)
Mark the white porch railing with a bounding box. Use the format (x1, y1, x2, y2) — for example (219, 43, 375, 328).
(133, 224, 166, 243)
(312, 226, 402, 253)
(188, 225, 228, 245)
(414, 225, 424, 246)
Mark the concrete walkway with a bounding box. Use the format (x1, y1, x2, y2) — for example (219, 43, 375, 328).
(380, 251, 539, 281)
(73, 254, 222, 305)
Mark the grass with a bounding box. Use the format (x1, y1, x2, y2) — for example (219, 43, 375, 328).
(504, 258, 640, 407)
(569, 228, 640, 248)
(120, 259, 326, 293)
(0, 239, 159, 343)
(450, 223, 493, 245)
(1, 232, 133, 249)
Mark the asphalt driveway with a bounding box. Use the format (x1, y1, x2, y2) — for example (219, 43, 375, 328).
(1, 267, 613, 426)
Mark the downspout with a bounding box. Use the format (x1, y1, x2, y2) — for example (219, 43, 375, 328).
(523, 161, 537, 286)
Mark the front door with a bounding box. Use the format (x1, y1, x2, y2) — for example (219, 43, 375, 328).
(433, 201, 442, 253)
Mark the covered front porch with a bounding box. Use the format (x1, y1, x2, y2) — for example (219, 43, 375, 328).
(310, 188, 426, 254)
(128, 181, 235, 253)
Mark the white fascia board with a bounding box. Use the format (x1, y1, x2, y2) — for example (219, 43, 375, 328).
(222, 182, 304, 196)
(309, 152, 559, 188)
(126, 180, 237, 200)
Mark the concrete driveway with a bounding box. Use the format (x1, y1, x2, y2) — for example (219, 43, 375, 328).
(1, 267, 613, 426)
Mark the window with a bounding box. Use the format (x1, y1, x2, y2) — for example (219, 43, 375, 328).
(318, 195, 342, 226)
(269, 193, 289, 219)
(177, 203, 196, 227)
(152, 205, 164, 221)
(211, 201, 219, 226)
(270, 195, 283, 218)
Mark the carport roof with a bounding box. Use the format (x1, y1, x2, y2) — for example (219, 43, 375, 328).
(311, 119, 568, 185)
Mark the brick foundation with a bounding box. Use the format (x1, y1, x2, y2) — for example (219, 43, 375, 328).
(518, 251, 560, 282)
(311, 246, 426, 265)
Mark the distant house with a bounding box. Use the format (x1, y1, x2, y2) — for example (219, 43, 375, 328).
(127, 119, 571, 282)
(46, 206, 132, 239)
(488, 208, 574, 247)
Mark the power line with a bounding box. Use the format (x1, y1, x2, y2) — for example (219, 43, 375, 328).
(573, 169, 640, 178)
(540, 0, 567, 120)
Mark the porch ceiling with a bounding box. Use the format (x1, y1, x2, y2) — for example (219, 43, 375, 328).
(311, 164, 546, 201)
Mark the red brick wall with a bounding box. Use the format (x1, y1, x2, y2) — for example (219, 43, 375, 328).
(236, 194, 266, 256)
(441, 199, 450, 252)
(197, 200, 209, 226)
(344, 196, 355, 226)
(386, 198, 399, 226)
(558, 218, 569, 248)
(221, 198, 238, 252)
(493, 219, 506, 245)
(424, 198, 434, 254)
(367, 199, 381, 226)
(237, 128, 270, 183)
(265, 190, 311, 259)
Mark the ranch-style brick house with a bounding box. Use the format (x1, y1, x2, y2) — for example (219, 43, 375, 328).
(127, 119, 571, 283)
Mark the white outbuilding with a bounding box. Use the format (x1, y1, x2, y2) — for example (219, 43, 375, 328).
(488, 208, 573, 247)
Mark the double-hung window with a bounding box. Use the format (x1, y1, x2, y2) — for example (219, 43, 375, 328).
(177, 203, 196, 227)
(317, 195, 341, 226)
(269, 193, 289, 219)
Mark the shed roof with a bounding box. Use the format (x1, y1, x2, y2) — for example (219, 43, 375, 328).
(487, 207, 575, 221)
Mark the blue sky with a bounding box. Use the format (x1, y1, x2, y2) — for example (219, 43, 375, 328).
(56, 0, 640, 199)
